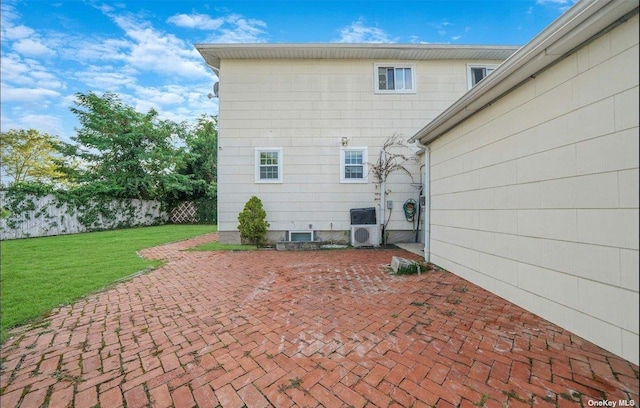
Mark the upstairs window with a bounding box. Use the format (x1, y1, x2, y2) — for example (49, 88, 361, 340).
(255, 148, 283, 183)
(468, 64, 498, 89)
(340, 147, 368, 183)
(375, 64, 415, 93)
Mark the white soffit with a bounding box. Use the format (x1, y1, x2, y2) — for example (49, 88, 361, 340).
(195, 43, 520, 70)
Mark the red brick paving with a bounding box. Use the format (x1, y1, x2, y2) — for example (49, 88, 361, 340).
(1, 233, 638, 407)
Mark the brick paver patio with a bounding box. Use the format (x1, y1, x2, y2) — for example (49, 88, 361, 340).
(1, 233, 638, 407)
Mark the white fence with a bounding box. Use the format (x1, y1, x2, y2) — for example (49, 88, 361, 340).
(0, 193, 167, 240)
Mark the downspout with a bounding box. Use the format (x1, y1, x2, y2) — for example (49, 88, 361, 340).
(415, 175, 423, 243)
(379, 149, 386, 244)
(415, 140, 430, 263)
(206, 63, 220, 77)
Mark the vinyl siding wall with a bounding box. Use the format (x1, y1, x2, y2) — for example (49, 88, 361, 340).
(218, 58, 503, 243)
(427, 14, 639, 364)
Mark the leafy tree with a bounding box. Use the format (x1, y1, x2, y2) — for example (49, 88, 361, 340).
(0, 129, 66, 186)
(185, 115, 217, 185)
(58, 92, 190, 200)
(237, 196, 270, 246)
(176, 114, 218, 201)
(161, 114, 219, 223)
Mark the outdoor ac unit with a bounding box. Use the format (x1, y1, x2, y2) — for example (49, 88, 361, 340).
(351, 225, 380, 247)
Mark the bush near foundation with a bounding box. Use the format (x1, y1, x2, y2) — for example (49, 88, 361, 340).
(237, 196, 270, 247)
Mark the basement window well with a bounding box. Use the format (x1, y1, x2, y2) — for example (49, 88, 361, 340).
(288, 231, 314, 242)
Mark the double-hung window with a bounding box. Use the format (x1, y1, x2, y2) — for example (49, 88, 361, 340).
(255, 148, 283, 183)
(375, 64, 415, 93)
(467, 64, 498, 89)
(340, 147, 368, 183)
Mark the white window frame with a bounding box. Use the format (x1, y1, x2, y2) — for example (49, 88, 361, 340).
(340, 147, 368, 184)
(288, 231, 314, 242)
(374, 63, 416, 94)
(255, 147, 283, 183)
(467, 64, 498, 89)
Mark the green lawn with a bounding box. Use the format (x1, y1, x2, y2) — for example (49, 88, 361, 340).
(0, 224, 216, 342)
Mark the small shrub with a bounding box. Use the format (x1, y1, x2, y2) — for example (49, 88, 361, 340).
(237, 196, 270, 247)
(394, 261, 426, 275)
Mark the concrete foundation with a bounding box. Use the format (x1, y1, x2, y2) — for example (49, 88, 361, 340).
(218, 229, 423, 246)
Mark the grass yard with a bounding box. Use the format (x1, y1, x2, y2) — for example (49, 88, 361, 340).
(0, 224, 216, 342)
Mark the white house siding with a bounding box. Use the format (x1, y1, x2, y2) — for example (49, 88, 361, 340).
(218, 58, 503, 244)
(427, 14, 639, 364)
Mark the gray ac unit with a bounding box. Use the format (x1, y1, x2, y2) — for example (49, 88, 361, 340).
(350, 225, 380, 247)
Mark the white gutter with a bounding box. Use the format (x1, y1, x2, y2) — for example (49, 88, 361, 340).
(408, 0, 639, 145)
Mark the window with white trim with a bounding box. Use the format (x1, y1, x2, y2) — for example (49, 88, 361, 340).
(374, 64, 416, 93)
(255, 148, 283, 183)
(467, 64, 498, 89)
(340, 147, 368, 183)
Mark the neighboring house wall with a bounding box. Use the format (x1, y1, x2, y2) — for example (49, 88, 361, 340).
(217, 58, 503, 244)
(426, 14, 639, 363)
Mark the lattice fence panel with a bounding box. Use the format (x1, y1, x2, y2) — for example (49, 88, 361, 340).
(170, 201, 198, 224)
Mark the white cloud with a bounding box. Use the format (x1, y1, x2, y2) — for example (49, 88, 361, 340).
(12, 38, 57, 58)
(67, 38, 130, 63)
(0, 112, 55, 136)
(2, 24, 34, 40)
(0, 54, 62, 91)
(74, 68, 137, 91)
(109, 14, 211, 78)
(0, 86, 60, 103)
(0, 3, 32, 41)
(134, 86, 186, 107)
(428, 20, 455, 39)
(12, 113, 65, 137)
(198, 14, 269, 43)
(0, 54, 32, 85)
(536, 0, 578, 13)
(336, 20, 395, 43)
(167, 13, 225, 30)
(2, 4, 58, 58)
(167, 11, 269, 42)
(30, 70, 65, 90)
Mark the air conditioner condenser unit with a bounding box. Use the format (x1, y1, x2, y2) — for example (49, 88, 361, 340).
(351, 225, 380, 247)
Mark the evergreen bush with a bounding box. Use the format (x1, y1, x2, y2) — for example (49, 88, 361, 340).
(237, 196, 269, 247)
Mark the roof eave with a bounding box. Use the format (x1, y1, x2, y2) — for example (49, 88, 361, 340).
(194, 43, 520, 70)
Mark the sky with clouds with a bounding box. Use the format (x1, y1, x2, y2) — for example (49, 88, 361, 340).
(1, 0, 576, 143)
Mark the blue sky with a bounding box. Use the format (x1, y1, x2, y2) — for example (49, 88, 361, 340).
(1, 0, 576, 143)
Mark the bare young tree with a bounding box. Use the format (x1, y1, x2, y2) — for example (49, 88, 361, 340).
(369, 134, 417, 244)
(369, 133, 415, 184)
